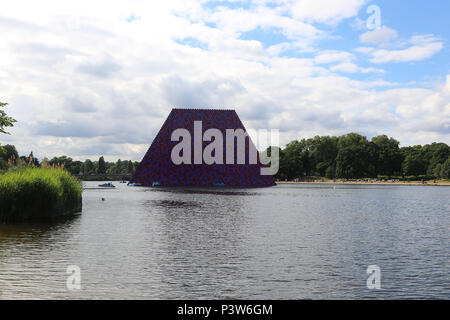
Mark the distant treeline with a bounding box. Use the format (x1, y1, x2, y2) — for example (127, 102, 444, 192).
(0, 145, 139, 176)
(2, 133, 450, 180)
(272, 133, 450, 180)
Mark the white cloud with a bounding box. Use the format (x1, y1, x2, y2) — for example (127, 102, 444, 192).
(369, 40, 443, 63)
(360, 26, 398, 44)
(314, 50, 354, 64)
(354, 47, 375, 54)
(290, 0, 367, 24)
(0, 0, 448, 160)
(315, 50, 384, 73)
(358, 32, 443, 64)
(330, 63, 384, 74)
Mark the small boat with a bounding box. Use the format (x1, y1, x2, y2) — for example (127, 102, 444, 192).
(119, 181, 127, 183)
(152, 181, 161, 187)
(98, 182, 116, 188)
(213, 182, 226, 187)
(127, 183, 142, 186)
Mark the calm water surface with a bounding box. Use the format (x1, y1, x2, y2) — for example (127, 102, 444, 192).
(0, 182, 449, 299)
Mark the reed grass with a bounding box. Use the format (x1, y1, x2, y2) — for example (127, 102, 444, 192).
(0, 167, 82, 221)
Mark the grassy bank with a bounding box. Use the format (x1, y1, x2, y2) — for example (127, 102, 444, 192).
(0, 167, 82, 222)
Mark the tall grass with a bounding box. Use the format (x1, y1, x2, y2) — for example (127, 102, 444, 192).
(0, 167, 82, 221)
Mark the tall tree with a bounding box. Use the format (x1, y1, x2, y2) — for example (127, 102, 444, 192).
(0, 102, 16, 135)
(280, 141, 305, 179)
(27, 151, 39, 166)
(84, 159, 94, 174)
(401, 146, 427, 177)
(0, 144, 18, 164)
(127, 160, 134, 174)
(309, 136, 339, 176)
(439, 157, 450, 179)
(98, 156, 106, 174)
(371, 135, 402, 177)
(335, 133, 371, 179)
(427, 143, 450, 175)
(0, 147, 6, 169)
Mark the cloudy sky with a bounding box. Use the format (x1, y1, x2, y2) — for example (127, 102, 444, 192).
(1, 0, 449, 161)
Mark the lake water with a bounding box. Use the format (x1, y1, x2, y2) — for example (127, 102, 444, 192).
(0, 182, 449, 299)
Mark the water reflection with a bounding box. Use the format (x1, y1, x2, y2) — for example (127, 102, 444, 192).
(0, 216, 81, 247)
(0, 182, 448, 299)
(144, 187, 252, 299)
(145, 187, 261, 196)
(0, 216, 82, 299)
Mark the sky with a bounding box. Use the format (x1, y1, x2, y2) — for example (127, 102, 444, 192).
(0, 0, 449, 161)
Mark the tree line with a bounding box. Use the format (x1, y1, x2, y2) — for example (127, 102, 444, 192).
(2, 134, 450, 180)
(1, 101, 139, 176)
(271, 133, 450, 180)
(0, 144, 139, 176)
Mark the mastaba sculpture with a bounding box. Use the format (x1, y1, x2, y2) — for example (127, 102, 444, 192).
(129, 108, 276, 187)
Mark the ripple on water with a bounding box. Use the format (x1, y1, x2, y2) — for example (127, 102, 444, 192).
(0, 182, 449, 299)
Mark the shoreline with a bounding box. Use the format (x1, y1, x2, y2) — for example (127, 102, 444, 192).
(276, 180, 450, 187)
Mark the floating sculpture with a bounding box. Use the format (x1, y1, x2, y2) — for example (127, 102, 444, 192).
(129, 108, 276, 187)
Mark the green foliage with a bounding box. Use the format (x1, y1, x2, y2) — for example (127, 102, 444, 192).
(310, 136, 338, 176)
(106, 159, 135, 175)
(27, 151, 39, 166)
(427, 143, 449, 176)
(402, 150, 426, 177)
(84, 159, 95, 174)
(274, 133, 449, 180)
(48, 155, 82, 174)
(127, 160, 134, 174)
(0, 145, 6, 170)
(98, 156, 106, 174)
(439, 157, 450, 179)
(371, 135, 402, 177)
(335, 133, 371, 178)
(325, 164, 335, 179)
(0, 102, 16, 135)
(0, 167, 82, 220)
(0, 144, 19, 164)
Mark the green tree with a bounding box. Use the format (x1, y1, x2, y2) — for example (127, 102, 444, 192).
(84, 159, 94, 174)
(1, 144, 19, 164)
(309, 136, 339, 176)
(371, 135, 402, 177)
(49, 156, 83, 174)
(325, 164, 336, 179)
(80, 163, 86, 175)
(335, 133, 371, 178)
(98, 156, 106, 174)
(0, 147, 6, 170)
(0, 102, 16, 135)
(280, 141, 305, 179)
(402, 149, 427, 177)
(439, 157, 450, 179)
(427, 143, 449, 176)
(127, 160, 134, 174)
(27, 151, 39, 166)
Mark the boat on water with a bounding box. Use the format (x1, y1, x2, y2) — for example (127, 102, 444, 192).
(127, 183, 142, 186)
(98, 182, 116, 188)
(119, 181, 127, 183)
(213, 182, 226, 187)
(152, 181, 161, 187)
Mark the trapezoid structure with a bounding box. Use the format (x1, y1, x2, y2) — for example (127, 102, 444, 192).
(129, 108, 276, 187)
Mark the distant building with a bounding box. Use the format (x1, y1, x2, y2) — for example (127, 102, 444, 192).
(129, 108, 275, 187)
